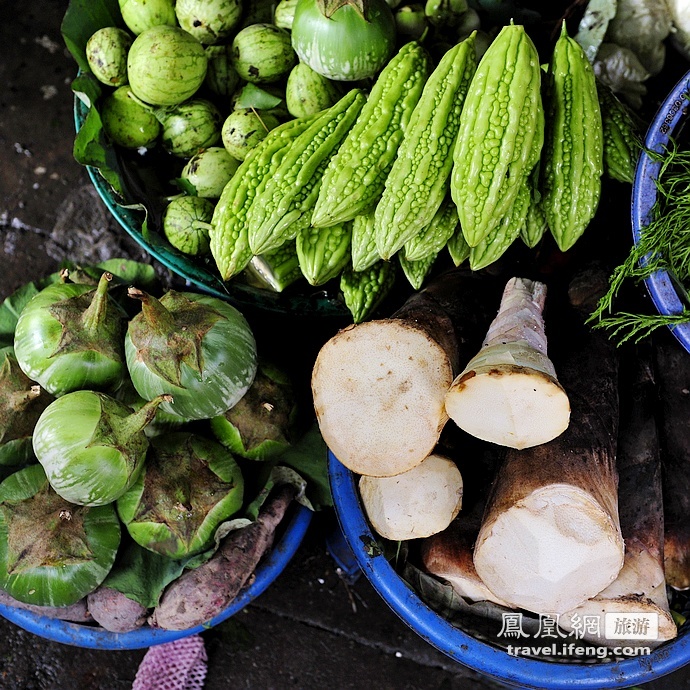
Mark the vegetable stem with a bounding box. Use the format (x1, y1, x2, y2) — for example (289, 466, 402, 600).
(127, 287, 177, 335)
(81, 272, 114, 335)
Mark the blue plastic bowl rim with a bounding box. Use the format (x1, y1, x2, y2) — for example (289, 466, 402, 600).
(632, 68, 690, 352)
(0, 503, 311, 650)
(328, 452, 690, 689)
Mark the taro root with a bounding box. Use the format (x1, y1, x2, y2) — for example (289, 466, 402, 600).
(127, 25, 208, 106)
(155, 98, 223, 158)
(163, 196, 215, 256)
(85, 27, 133, 87)
(175, 0, 243, 45)
(0, 347, 53, 478)
(124, 288, 258, 421)
(32, 390, 170, 507)
(116, 432, 244, 559)
(0, 464, 121, 607)
(101, 85, 161, 149)
(210, 360, 297, 460)
(13, 271, 127, 396)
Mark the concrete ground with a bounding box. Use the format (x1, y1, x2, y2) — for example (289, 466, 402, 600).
(1, 2, 690, 689)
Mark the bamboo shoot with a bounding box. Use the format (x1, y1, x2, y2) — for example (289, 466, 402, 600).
(444, 277, 570, 450)
(472, 314, 624, 615)
(558, 347, 677, 647)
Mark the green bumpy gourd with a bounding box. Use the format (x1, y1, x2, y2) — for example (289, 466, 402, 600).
(247, 89, 367, 256)
(245, 240, 302, 293)
(403, 194, 459, 261)
(451, 24, 544, 247)
(541, 22, 603, 252)
(209, 115, 317, 280)
(447, 224, 470, 266)
(311, 41, 431, 228)
(398, 251, 437, 290)
(520, 165, 548, 248)
(469, 175, 531, 270)
(296, 223, 352, 286)
(375, 34, 477, 261)
(340, 260, 397, 324)
(350, 206, 380, 272)
(597, 80, 640, 185)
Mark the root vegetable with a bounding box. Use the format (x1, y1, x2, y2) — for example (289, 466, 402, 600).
(558, 347, 677, 647)
(472, 312, 624, 615)
(87, 586, 148, 633)
(359, 453, 463, 541)
(149, 484, 295, 630)
(654, 331, 690, 590)
(311, 268, 499, 477)
(444, 277, 570, 450)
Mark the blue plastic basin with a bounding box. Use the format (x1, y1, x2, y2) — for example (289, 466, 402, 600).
(632, 68, 690, 352)
(0, 504, 311, 650)
(329, 451, 690, 689)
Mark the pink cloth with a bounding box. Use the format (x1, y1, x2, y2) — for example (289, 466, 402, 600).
(133, 634, 208, 690)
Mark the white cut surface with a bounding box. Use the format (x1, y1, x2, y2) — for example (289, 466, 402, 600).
(312, 320, 454, 477)
(445, 365, 570, 449)
(473, 485, 624, 614)
(359, 454, 463, 541)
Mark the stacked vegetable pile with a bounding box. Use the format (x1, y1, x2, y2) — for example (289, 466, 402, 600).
(316, 266, 687, 655)
(66, 0, 642, 323)
(0, 260, 324, 633)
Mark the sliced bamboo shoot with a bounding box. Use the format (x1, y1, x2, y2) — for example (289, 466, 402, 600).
(559, 348, 677, 647)
(444, 277, 570, 449)
(359, 453, 463, 541)
(472, 317, 624, 615)
(312, 269, 498, 477)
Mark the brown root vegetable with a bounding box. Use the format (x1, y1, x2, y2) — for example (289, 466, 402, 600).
(421, 504, 511, 608)
(472, 311, 624, 615)
(0, 589, 92, 622)
(444, 277, 570, 450)
(359, 453, 463, 541)
(558, 347, 677, 647)
(311, 268, 500, 477)
(654, 331, 690, 590)
(149, 484, 295, 631)
(87, 586, 149, 633)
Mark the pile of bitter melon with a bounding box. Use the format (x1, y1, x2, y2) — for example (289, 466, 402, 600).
(210, 23, 640, 323)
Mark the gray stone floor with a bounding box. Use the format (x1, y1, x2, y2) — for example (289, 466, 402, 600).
(1, 2, 690, 688)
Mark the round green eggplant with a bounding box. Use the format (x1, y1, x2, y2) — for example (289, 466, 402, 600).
(127, 25, 208, 106)
(221, 108, 280, 161)
(101, 85, 161, 149)
(175, 0, 243, 44)
(117, 431, 244, 558)
(155, 98, 223, 158)
(124, 289, 258, 420)
(231, 23, 297, 84)
(86, 27, 133, 87)
(0, 464, 121, 607)
(13, 272, 127, 397)
(162, 195, 215, 256)
(32, 390, 166, 506)
(118, 0, 177, 35)
(180, 146, 240, 199)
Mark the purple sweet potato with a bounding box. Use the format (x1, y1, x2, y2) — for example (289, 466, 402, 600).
(87, 586, 149, 632)
(150, 484, 296, 631)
